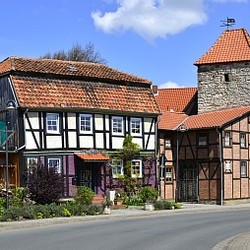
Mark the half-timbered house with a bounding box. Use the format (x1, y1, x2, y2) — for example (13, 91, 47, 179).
(0, 56, 160, 198)
(157, 28, 250, 205)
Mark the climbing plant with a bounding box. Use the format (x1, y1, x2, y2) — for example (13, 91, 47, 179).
(117, 135, 141, 194)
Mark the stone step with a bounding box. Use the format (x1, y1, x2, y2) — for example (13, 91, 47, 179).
(92, 195, 106, 205)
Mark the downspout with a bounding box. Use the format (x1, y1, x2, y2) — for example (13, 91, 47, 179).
(155, 116, 159, 190)
(217, 127, 224, 205)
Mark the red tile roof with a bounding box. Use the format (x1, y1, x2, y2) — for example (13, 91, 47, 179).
(185, 106, 250, 129)
(155, 88, 197, 112)
(76, 153, 110, 162)
(0, 56, 151, 85)
(11, 75, 160, 114)
(0, 57, 160, 114)
(195, 28, 250, 65)
(159, 106, 250, 130)
(158, 111, 188, 130)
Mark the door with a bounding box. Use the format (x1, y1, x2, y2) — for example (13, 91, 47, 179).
(179, 163, 198, 202)
(80, 169, 92, 188)
(78, 162, 99, 194)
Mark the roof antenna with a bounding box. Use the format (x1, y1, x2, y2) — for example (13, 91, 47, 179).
(221, 17, 235, 30)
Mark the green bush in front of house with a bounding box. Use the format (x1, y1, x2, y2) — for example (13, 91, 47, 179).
(73, 186, 95, 205)
(0, 201, 103, 221)
(0, 185, 102, 221)
(153, 200, 181, 210)
(138, 186, 158, 203)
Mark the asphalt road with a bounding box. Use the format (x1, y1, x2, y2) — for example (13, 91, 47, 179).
(0, 209, 250, 250)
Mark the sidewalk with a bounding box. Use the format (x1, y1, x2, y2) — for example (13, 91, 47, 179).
(0, 202, 250, 249)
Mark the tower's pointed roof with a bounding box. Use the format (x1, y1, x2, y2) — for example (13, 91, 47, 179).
(195, 28, 250, 65)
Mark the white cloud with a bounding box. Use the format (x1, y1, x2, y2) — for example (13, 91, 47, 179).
(91, 0, 207, 42)
(158, 81, 186, 88)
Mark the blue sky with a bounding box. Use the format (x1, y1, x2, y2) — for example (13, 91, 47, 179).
(0, 0, 249, 88)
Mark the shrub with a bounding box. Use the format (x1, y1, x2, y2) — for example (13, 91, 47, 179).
(74, 186, 95, 205)
(153, 200, 181, 210)
(9, 187, 29, 208)
(28, 163, 64, 204)
(138, 186, 158, 203)
(63, 202, 87, 216)
(22, 205, 36, 219)
(0, 207, 23, 221)
(124, 196, 144, 206)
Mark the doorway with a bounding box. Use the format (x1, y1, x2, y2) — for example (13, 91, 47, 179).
(178, 163, 198, 202)
(78, 162, 99, 194)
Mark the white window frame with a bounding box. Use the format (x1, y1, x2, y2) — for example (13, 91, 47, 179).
(46, 113, 59, 134)
(165, 168, 172, 183)
(79, 114, 92, 134)
(224, 131, 231, 147)
(131, 159, 142, 178)
(165, 138, 171, 148)
(240, 161, 247, 177)
(130, 117, 142, 135)
(111, 159, 124, 178)
(240, 133, 246, 148)
(112, 116, 123, 135)
(48, 157, 61, 174)
(27, 157, 39, 172)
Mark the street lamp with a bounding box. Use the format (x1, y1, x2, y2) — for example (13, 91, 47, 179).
(5, 100, 17, 210)
(175, 124, 188, 203)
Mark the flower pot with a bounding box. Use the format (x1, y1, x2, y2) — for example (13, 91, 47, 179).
(114, 198, 123, 206)
(144, 204, 155, 211)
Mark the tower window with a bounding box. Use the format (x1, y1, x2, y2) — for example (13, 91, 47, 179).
(224, 73, 231, 82)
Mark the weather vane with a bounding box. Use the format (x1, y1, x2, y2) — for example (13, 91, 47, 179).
(221, 17, 236, 29)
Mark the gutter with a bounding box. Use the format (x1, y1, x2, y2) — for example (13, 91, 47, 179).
(216, 127, 224, 205)
(155, 116, 160, 190)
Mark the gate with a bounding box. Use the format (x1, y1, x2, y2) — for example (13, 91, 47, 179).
(178, 163, 198, 202)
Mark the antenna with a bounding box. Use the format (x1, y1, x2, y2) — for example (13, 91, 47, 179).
(221, 17, 235, 30)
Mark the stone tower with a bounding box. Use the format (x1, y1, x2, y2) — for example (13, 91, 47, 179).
(194, 28, 250, 114)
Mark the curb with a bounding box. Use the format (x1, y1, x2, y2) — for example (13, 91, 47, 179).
(213, 231, 250, 250)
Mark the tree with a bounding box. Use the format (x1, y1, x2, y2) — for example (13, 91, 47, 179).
(27, 163, 64, 205)
(40, 42, 107, 64)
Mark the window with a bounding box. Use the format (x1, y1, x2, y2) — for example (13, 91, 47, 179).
(165, 168, 172, 182)
(27, 157, 38, 172)
(224, 73, 231, 82)
(240, 133, 246, 148)
(240, 161, 247, 177)
(131, 159, 142, 178)
(80, 114, 92, 133)
(165, 138, 171, 148)
(112, 116, 123, 135)
(111, 159, 124, 178)
(46, 113, 59, 133)
(224, 132, 231, 147)
(130, 118, 141, 135)
(48, 158, 61, 174)
(198, 133, 207, 146)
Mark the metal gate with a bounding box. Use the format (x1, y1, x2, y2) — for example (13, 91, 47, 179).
(179, 163, 198, 202)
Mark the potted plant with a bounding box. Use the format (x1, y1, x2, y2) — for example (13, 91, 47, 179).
(138, 186, 158, 211)
(114, 191, 124, 205)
